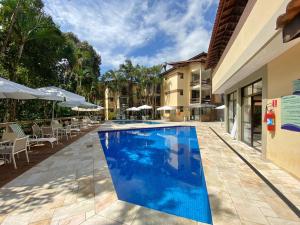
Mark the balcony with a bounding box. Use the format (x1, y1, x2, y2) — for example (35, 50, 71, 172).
(190, 98, 211, 104)
(190, 98, 200, 104)
(190, 80, 200, 86)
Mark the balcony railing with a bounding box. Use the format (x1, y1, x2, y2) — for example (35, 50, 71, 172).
(190, 98, 211, 104)
(190, 79, 211, 87)
(190, 80, 200, 86)
(190, 98, 200, 103)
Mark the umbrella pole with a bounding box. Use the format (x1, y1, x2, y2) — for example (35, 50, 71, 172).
(52, 101, 56, 120)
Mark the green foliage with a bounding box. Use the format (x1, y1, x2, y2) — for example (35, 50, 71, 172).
(101, 59, 163, 116)
(108, 111, 116, 120)
(0, 0, 102, 122)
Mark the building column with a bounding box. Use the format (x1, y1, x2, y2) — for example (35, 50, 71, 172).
(237, 88, 242, 141)
(199, 69, 202, 122)
(261, 72, 268, 160)
(225, 93, 229, 132)
(104, 88, 109, 120)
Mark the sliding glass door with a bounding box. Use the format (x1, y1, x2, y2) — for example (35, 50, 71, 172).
(228, 92, 237, 133)
(242, 80, 262, 148)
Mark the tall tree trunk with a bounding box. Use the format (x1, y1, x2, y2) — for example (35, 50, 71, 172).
(8, 99, 17, 122)
(7, 40, 25, 121)
(154, 84, 157, 119)
(128, 81, 133, 107)
(0, 0, 22, 56)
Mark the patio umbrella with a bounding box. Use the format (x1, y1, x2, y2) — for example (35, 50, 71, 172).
(0, 76, 46, 100)
(71, 106, 103, 112)
(126, 107, 140, 119)
(157, 106, 176, 111)
(126, 107, 141, 111)
(137, 105, 152, 110)
(59, 101, 97, 108)
(216, 105, 225, 109)
(37, 86, 85, 102)
(37, 86, 86, 119)
(137, 105, 152, 118)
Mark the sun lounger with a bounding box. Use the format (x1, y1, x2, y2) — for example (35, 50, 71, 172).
(7, 123, 57, 148)
(32, 124, 57, 148)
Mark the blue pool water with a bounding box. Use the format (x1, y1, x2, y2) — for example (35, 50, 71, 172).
(112, 120, 161, 125)
(98, 126, 212, 224)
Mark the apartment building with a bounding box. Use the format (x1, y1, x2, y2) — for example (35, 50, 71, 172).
(104, 84, 161, 120)
(161, 53, 223, 122)
(207, 0, 300, 178)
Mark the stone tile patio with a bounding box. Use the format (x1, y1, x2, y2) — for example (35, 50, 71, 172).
(0, 121, 299, 225)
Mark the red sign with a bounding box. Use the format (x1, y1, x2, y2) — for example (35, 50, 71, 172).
(272, 99, 277, 107)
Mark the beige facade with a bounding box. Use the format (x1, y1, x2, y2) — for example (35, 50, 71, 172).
(161, 57, 222, 122)
(104, 84, 161, 120)
(104, 87, 119, 120)
(209, 0, 300, 178)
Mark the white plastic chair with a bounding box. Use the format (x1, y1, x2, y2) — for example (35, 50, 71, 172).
(1, 137, 29, 169)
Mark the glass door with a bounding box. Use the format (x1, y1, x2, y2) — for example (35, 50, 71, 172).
(252, 95, 262, 149)
(228, 92, 237, 133)
(242, 80, 262, 149)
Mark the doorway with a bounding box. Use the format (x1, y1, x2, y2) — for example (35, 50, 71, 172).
(242, 80, 262, 150)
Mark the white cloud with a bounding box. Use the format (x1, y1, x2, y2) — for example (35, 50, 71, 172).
(43, 0, 217, 70)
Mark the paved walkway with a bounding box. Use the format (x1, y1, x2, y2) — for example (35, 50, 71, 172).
(0, 122, 299, 225)
(195, 122, 300, 225)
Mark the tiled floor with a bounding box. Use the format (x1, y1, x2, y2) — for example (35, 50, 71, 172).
(195, 122, 300, 225)
(0, 121, 299, 225)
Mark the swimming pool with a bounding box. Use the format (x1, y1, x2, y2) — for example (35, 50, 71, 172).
(98, 126, 212, 224)
(112, 120, 161, 125)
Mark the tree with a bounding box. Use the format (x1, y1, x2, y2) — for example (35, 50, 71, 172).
(101, 70, 125, 110)
(0, 0, 102, 121)
(119, 59, 138, 107)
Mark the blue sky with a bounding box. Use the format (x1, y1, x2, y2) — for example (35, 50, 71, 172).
(43, 0, 218, 73)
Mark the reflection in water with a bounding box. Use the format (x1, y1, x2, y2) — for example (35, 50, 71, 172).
(98, 126, 212, 224)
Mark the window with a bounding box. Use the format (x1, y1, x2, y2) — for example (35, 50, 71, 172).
(253, 80, 262, 94)
(178, 72, 184, 79)
(109, 97, 114, 102)
(109, 109, 114, 112)
(180, 90, 183, 95)
(180, 106, 184, 112)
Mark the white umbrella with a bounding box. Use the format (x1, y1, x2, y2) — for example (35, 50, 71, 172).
(137, 105, 152, 110)
(126, 107, 141, 111)
(216, 105, 225, 109)
(58, 101, 97, 108)
(0, 77, 46, 99)
(89, 106, 104, 112)
(157, 106, 176, 111)
(37, 86, 86, 119)
(72, 106, 103, 112)
(37, 86, 85, 102)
